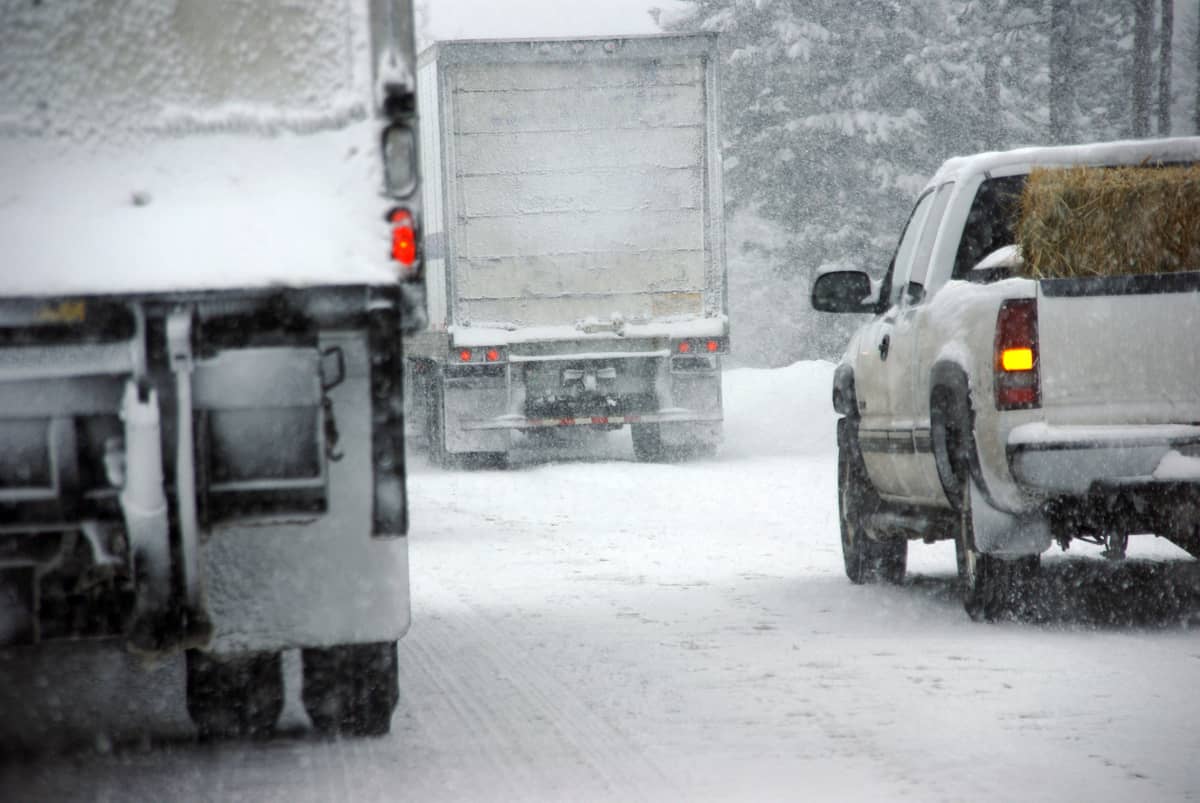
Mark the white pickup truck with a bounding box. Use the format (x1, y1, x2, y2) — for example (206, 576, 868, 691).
(812, 137, 1200, 621)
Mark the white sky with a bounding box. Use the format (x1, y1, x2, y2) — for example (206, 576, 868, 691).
(424, 0, 688, 42)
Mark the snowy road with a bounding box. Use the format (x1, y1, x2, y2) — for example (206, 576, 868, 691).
(3, 363, 1200, 802)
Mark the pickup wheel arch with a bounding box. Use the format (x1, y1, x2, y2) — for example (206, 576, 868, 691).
(929, 363, 978, 510)
(832, 363, 857, 417)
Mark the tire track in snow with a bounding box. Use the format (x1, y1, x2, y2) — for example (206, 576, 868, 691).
(399, 581, 672, 802)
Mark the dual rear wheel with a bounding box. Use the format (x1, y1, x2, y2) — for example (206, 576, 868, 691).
(185, 640, 400, 740)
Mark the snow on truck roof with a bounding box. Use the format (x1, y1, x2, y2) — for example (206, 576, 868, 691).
(926, 136, 1200, 190)
(418, 32, 718, 68)
(0, 0, 397, 298)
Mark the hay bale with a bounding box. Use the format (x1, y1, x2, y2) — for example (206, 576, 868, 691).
(1016, 163, 1200, 279)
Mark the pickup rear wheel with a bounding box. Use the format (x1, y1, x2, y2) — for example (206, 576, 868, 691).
(838, 418, 907, 585)
(302, 641, 400, 737)
(955, 482, 1038, 621)
(186, 650, 284, 740)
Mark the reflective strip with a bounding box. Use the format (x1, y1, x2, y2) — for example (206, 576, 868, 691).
(462, 412, 721, 431)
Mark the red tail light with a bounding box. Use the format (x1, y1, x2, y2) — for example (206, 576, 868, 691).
(677, 341, 691, 354)
(994, 298, 1040, 410)
(390, 209, 417, 270)
(486, 348, 500, 362)
(459, 349, 472, 363)
(706, 339, 719, 353)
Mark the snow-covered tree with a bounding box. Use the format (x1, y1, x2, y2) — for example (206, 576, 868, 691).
(655, 0, 1188, 363)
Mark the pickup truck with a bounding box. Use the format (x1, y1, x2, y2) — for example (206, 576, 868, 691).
(812, 137, 1200, 621)
(0, 0, 423, 737)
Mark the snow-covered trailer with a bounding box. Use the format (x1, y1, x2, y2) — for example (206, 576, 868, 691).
(407, 34, 728, 463)
(0, 0, 423, 738)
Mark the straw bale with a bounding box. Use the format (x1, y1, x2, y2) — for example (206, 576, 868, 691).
(1015, 163, 1200, 279)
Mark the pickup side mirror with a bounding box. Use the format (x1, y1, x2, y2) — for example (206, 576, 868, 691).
(811, 270, 877, 314)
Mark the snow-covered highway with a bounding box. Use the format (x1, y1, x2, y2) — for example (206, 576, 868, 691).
(3, 363, 1199, 802)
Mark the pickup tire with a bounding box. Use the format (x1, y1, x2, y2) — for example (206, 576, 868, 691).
(302, 641, 400, 737)
(838, 417, 906, 585)
(186, 649, 284, 740)
(955, 481, 1039, 621)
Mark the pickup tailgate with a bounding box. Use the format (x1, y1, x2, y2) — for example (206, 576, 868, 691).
(1036, 272, 1200, 425)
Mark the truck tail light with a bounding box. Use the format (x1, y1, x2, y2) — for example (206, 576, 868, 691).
(994, 298, 1040, 410)
(390, 209, 417, 272)
(454, 346, 507, 363)
(673, 337, 728, 355)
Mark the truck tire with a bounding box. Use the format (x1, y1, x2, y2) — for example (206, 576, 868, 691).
(302, 641, 399, 737)
(186, 649, 284, 740)
(631, 423, 664, 462)
(955, 481, 1039, 621)
(427, 377, 449, 468)
(838, 417, 907, 585)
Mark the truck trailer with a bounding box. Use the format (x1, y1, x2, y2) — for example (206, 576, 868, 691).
(407, 34, 728, 464)
(0, 0, 424, 738)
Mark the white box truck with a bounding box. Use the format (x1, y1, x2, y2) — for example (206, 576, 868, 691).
(407, 34, 728, 464)
(0, 0, 424, 738)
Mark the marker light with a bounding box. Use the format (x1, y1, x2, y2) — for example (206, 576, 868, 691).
(391, 209, 417, 268)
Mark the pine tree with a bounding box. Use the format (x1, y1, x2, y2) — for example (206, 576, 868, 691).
(1159, 0, 1174, 134)
(1134, 0, 1154, 136)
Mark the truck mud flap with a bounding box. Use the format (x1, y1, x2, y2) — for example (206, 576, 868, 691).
(0, 565, 36, 647)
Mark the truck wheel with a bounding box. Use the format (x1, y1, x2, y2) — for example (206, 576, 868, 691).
(631, 423, 664, 462)
(186, 650, 284, 740)
(838, 418, 907, 585)
(955, 482, 1038, 621)
(302, 641, 399, 737)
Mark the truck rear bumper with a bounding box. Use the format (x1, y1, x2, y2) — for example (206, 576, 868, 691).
(461, 409, 723, 431)
(1007, 422, 1200, 494)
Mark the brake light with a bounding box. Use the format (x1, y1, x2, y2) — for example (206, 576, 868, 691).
(459, 349, 472, 363)
(994, 298, 1040, 410)
(390, 209, 417, 270)
(486, 349, 500, 362)
(674, 338, 727, 355)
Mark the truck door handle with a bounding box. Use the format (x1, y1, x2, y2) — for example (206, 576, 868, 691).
(878, 334, 890, 361)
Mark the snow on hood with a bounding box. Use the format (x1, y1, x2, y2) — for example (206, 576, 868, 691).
(0, 124, 397, 297)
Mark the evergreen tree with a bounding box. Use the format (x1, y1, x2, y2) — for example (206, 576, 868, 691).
(654, 0, 1170, 362)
